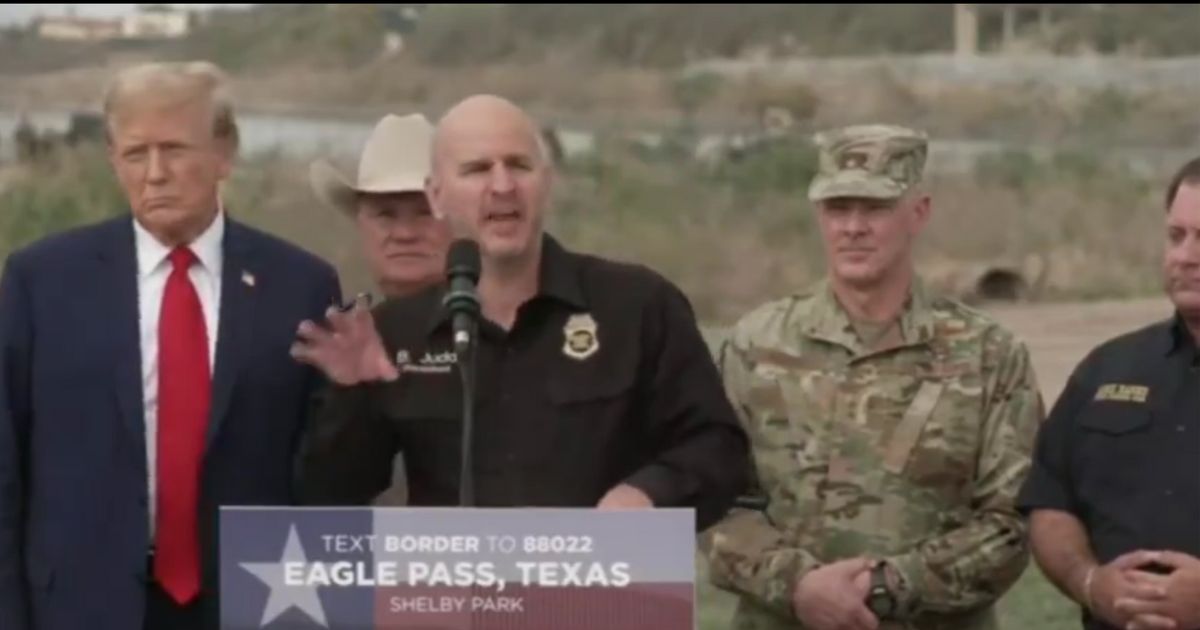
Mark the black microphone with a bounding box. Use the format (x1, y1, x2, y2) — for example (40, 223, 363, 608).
(442, 238, 481, 507)
(442, 239, 481, 355)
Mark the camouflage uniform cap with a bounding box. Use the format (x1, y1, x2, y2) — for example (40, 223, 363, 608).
(808, 124, 929, 202)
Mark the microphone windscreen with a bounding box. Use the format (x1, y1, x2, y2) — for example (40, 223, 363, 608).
(446, 238, 481, 281)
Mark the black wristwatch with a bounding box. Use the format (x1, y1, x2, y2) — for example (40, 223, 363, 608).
(865, 561, 898, 620)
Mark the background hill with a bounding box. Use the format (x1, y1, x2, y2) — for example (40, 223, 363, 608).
(7, 4, 1199, 73)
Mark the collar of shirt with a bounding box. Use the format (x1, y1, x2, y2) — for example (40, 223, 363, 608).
(1164, 311, 1200, 366)
(425, 233, 587, 334)
(802, 275, 937, 354)
(133, 206, 225, 279)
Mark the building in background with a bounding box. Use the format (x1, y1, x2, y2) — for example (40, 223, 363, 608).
(121, 6, 191, 39)
(35, 15, 121, 41)
(34, 5, 192, 41)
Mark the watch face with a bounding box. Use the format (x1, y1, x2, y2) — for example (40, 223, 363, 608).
(868, 591, 894, 617)
(865, 563, 896, 618)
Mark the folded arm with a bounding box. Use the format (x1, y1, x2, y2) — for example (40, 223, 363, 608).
(704, 495, 824, 618)
(700, 335, 824, 619)
(881, 335, 1044, 618)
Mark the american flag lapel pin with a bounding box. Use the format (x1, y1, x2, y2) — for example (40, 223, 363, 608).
(241, 270, 256, 288)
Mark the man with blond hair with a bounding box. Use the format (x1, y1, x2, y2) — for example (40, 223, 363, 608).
(0, 61, 341, 630)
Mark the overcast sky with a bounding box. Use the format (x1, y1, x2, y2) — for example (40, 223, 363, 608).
(0, 4, 252, 26)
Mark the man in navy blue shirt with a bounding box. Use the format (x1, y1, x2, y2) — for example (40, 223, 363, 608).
(1018, 157, 1200, 630)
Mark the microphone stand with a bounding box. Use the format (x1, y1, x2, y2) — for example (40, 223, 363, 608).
(456, 320, 479, 508)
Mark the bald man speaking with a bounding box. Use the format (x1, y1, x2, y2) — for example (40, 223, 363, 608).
(293, 95, 749, 531)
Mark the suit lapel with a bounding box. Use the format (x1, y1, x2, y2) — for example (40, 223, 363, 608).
(97, 218, 147, 472)
(207, 220, 257, 450)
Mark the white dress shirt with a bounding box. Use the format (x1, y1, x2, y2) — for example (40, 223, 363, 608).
(134, 211, 224, 537)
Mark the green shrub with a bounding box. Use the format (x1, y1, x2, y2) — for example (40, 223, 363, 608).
(974, 149, 1041, 191)
(0, 145, 125, 258)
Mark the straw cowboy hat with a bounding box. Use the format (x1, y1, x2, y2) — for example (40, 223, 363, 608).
(309, 113, 434, 215)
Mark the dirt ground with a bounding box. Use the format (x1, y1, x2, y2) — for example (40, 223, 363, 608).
(983, 296, 1174, 405)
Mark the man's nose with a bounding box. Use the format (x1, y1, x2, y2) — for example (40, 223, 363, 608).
(488, 164, 515, 194)
(841, 209, 870, 234)
(146, 148, 168, 183)
(1179, 233, 1200, 264)
(389, 216, 422, 242)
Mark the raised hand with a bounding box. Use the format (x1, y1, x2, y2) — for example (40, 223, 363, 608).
(290, 296, 398, 386)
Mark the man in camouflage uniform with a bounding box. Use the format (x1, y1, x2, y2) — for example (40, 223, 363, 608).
(704, 125, 1044, 630)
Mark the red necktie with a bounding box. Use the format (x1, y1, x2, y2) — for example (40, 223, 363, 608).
(154, 246, 211, 604)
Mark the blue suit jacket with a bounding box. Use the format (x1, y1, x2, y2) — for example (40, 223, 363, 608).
(0, 214, 341, 629)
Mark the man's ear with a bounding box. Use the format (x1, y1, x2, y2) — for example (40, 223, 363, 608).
(215, 135, 237, 180)
(911, 191, 932, 232)
(106, 141, 119, 171)
(425, 174, 445, 220)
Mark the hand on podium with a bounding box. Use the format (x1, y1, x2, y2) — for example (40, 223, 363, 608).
(597, 484, 653, 510)
(291, 296, 399, 385)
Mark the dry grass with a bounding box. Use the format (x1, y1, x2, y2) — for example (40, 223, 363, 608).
(218, 60, 681, 131)
(918, 176, 1165, 298)
(9, 56, 1197, 148)
(0, 137, 1176, 326)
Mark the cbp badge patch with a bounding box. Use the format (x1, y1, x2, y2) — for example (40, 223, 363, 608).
(563, 313, 599, 360)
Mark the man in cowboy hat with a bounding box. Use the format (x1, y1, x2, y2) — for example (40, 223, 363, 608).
(310, 113, 451, 507)
(310, 113, 451, 298)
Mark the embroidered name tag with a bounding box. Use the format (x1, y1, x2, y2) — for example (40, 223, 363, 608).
(396, 350, 457, 375)
(1094, 383, 1149, 403)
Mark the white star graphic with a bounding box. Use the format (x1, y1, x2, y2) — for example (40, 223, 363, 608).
(239, 524, 329, 628)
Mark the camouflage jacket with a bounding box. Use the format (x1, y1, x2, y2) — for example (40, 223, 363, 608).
(704, 278, 1043, 630)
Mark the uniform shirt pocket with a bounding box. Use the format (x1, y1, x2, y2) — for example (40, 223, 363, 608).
(1074, 401, 1153, 496)
(1077, 402, 1152, 435)
(536, 367, 639, 499)
(546, 369, 636, 407)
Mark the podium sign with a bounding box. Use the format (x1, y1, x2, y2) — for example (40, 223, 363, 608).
(220, 507, 695, 629)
